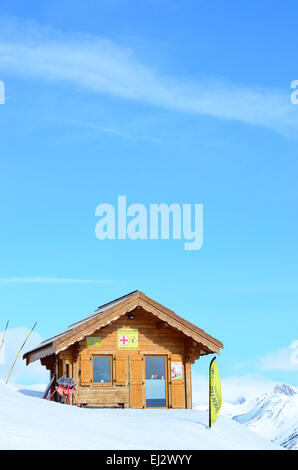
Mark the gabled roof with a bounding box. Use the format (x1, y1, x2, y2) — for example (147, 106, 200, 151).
(23, 291, 223, 364)
(25, 291, 138, 352)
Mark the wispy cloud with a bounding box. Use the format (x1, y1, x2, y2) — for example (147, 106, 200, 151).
(0, 17, 297, 134)
(260, 341, 298, 372)
(0, 277, 116, 284)
(62, 119, 160, 143)
(192, 373, 280, 406)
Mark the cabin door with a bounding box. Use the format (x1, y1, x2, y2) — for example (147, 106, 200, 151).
(145, 356, 167, 408)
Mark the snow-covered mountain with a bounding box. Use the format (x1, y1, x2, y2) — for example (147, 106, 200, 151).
(227, 384, 298, 450)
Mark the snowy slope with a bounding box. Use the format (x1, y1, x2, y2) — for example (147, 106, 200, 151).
(0, 381, 281, 450)
(232, 384, 298, 450)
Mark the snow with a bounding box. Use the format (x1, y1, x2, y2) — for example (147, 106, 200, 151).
(232, 387, 298, 450)
(205, 384, 298, 450)
(0, 380, 281, 450)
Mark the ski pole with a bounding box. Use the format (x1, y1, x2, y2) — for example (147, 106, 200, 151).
(47, 388, 57, 401)
(6, 322, 38, 384)
(0, 320, 9, 352)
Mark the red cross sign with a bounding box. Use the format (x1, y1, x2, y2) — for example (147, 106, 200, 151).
(119, 335, 129, 346)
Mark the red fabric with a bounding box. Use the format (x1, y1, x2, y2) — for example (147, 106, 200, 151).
(56, 385, 76, 397)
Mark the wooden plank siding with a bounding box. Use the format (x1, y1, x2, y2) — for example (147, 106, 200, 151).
(24, 292, 223, 409)
(57, 309, 192, 408)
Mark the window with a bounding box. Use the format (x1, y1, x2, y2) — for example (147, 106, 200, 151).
(92, 356, 112, 384)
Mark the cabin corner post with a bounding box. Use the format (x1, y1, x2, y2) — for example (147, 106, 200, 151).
(185, 362, 192, 409)
(167, 355, 172, 408)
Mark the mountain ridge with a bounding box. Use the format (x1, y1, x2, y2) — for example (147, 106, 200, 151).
(231, 384, 298, 450)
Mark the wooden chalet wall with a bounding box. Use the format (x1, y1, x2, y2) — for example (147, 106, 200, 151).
(51, 307, 195, 409)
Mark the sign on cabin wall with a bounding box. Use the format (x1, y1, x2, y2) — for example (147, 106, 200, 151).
(171, 361, 183, 380)
(86, 337, 101, 348)
(117, 329, 138, 350)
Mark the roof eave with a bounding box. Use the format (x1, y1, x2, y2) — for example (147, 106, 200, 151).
(24, 290, 223, 364)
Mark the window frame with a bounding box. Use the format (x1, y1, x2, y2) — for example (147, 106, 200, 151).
(91, 354, 113, 386)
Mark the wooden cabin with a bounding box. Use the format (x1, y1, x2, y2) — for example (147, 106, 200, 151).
(23, 291, 223, 409)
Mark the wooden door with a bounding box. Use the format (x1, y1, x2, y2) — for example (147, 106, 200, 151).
(130, 355, 144, 408)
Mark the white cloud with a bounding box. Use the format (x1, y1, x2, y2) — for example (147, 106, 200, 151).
(0, 17, 297, 134)
(260, 341, 298, 371)
(0, 326, 49, 385)
(192, 373, 279, 406)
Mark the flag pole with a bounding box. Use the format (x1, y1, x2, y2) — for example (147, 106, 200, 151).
(209, 356, 222, 428)
(6, 322, 37, 384)
(209, 357, 216, 428)
(0, 320, 9, 353)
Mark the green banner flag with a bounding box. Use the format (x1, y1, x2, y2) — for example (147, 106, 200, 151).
(209, 357, 222, 427)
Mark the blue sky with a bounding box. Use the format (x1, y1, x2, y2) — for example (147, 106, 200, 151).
(0, 1, 297, 388)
